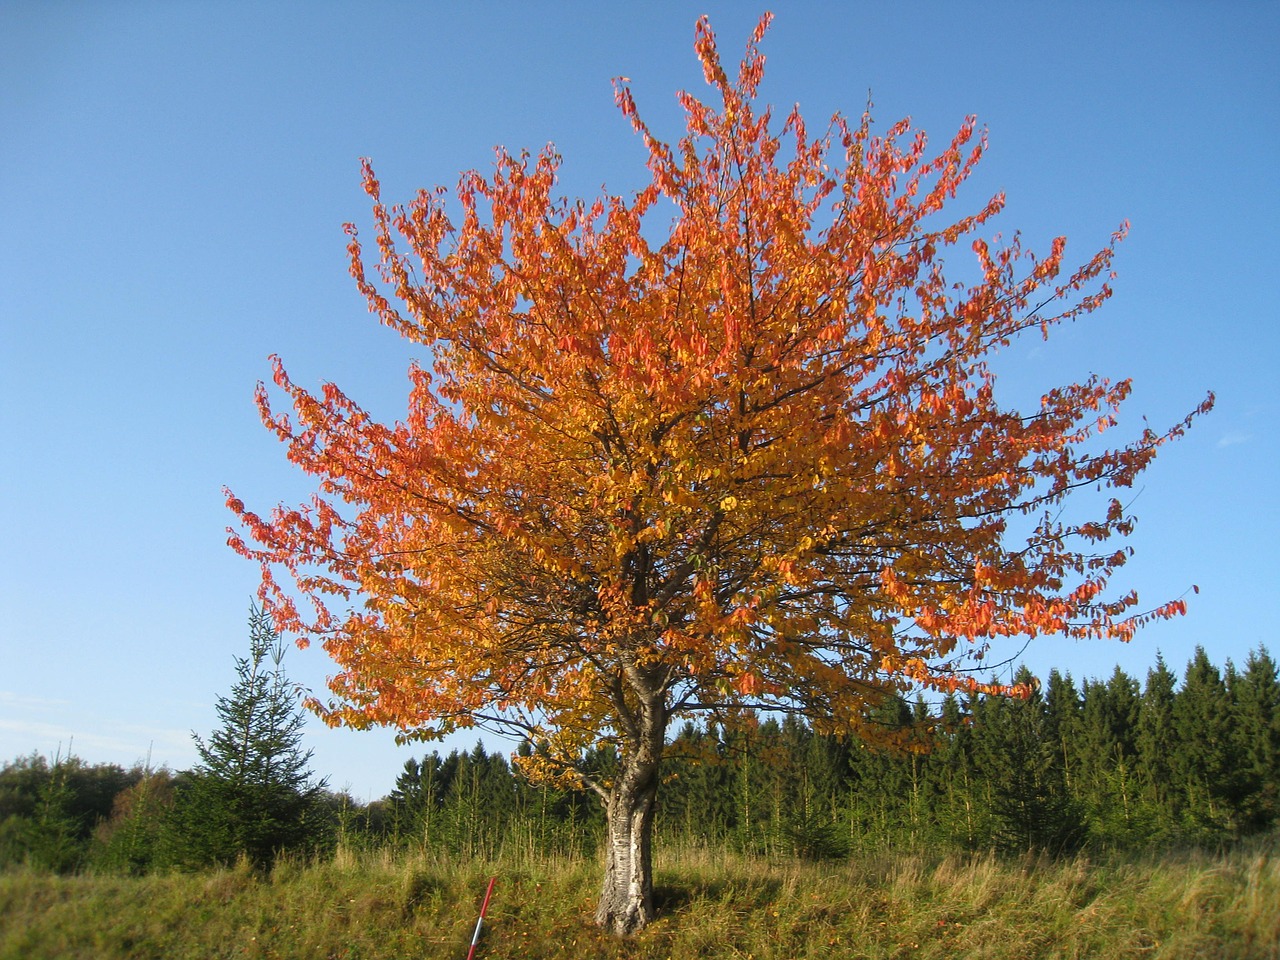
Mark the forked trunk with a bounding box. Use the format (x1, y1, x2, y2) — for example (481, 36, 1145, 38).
(595, 763, 659, 936)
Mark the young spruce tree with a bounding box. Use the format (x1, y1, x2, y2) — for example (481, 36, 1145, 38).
(168, 604, 326, 868)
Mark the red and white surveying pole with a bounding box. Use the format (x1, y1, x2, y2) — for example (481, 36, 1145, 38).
(465, 876, 497, 960)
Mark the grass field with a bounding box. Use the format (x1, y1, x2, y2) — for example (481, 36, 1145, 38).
(2, 838, 1277, 959)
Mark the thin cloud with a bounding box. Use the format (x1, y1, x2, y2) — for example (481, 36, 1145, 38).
(0, 691, 71, 710)
(1217, 431, 1252, 448)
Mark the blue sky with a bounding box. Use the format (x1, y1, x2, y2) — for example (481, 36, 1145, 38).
(2, 2, 1276, 801)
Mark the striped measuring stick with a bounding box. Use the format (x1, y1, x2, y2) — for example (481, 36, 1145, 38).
(465, 876, 497, 960)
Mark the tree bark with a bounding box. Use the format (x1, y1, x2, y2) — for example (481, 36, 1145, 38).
(595, 765, 659, 936)
(594, 687, 666, 936)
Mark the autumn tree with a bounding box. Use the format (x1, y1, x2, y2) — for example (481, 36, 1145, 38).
(92, 766, 174, 875)
(226, 15, 1209, 934)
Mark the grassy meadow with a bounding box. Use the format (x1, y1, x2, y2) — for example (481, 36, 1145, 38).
(2, 838, 1278, 960)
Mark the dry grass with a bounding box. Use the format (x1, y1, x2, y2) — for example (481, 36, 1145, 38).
(1, 838, 1277, 959)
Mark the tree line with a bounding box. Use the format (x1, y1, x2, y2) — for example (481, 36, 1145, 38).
(654, 644, 1280, 858)
(364, 643, 1280, 860)
(2, 639, 1275, 874)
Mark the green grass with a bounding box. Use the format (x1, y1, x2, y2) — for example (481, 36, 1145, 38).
(2, 839, 1277, 959)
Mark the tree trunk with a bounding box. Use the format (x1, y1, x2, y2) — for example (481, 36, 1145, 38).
(595, 765, 659, 936)
(595, 688, 666, 937)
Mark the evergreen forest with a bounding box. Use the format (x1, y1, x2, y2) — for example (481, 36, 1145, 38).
(2, 644, 1277, 876)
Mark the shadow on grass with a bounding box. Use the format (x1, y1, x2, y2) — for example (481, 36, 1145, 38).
(653, 875, 785, 914)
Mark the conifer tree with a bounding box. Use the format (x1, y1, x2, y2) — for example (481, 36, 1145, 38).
(976, 667, 1083, 854)
(843, 696, 918, 850)
(389, 754, 447, 846)
(773, 716, 847, 859)
(1171, 647, 1236, 836)
(934, 693, 984, 849)
(1228, 647, 1280, 830)
(21, 751, 83, 873)
(722, 720, 777, 853)
(1042, 670, 1081, 791)
(168, 604, 326, 868)
(1077, 667, 1142, 843)
(660, 722, 734, 845)
(1135, 654, 1180, 829)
